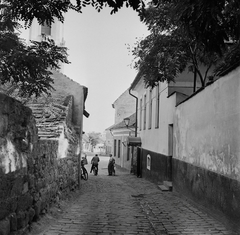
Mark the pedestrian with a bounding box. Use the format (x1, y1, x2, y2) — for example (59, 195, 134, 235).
(90, 154, 100, 173)
(81, 154, 88, 166)
(108, 154, 115, 176)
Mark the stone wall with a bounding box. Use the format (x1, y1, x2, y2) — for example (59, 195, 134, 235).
(0, 93, 80, 235)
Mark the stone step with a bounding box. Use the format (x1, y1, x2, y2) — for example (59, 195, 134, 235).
(158, 184, 170, 191)
(163, 181, 173, 191)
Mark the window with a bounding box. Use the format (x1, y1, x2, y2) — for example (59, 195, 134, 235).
(168, 124, 173, 156)
(143, 94, 147, 130)
(147, 154, 151, 170)
(148, 89, 152, 129)
(139, 98, 142, 131)
(114, 139, 117, 157)
(127, 146, 130, 161)
(155, 84, 160, 128)
(41, 23, 51, 36)
(118, 140, 121, 158)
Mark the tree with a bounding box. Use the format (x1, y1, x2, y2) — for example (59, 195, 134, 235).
(0, 0, 70, 97)
(0, 0, 145, 97)
(133, 1, 221, 90)
(87, 132, 101, 152)
(169, 0, 240, 55)
(139, 0, 240, 83)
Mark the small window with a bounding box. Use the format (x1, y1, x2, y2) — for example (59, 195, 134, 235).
(114, 139, 117, 157)
(148, 89, 152, 129)
(41, 22, 51, 36)
(127, 146, 130, 161)
(147, 154, 151, 170)
(118, 139, 121, 158)
(139, 98, 142, 131)
(155, 84, 160, 128)
(143, 94, 147, 130)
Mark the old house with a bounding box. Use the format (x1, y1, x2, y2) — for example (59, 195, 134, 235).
(107, 113, 136, 171)
(129, 69, 199, 181)
(105, 89, 136, 170)
(127, 63, 240, 226)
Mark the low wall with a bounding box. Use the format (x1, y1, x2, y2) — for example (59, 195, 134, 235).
(173, 67, 240, 228)
(141, 148, 172, 184)
(173, 158, 240, 230)
(0, 93, 79, 235)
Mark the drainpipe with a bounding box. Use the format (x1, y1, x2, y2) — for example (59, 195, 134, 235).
(128, 89, 138, 137)
(129, 88, 138, 175)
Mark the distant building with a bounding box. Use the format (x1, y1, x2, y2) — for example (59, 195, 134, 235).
(106, 89, 136, 170)
(29, 18, 65, 72)
(112, 89, 136, 124)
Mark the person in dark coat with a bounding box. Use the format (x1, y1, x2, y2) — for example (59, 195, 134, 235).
(90, 154, 100, 173)
(108, 154, 115, 176)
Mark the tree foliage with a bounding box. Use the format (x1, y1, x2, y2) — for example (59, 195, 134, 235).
(0, 0, 145, 97)
(87, 132, 102, 151)
(170, 0, 240, 55)
(133, 1, 221, 89)
(133, 0, 240, 89)
(0, 0, 71, 97)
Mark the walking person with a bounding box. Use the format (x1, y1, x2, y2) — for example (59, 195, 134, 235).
(108, 154, 115, 176)
(81, 154, 88, 180)
(90, 154, 100, 174)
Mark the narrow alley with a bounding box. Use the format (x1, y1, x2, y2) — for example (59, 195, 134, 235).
(32, 156, 238, 235)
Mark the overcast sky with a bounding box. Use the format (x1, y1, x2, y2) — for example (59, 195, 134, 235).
(21, 6, 149, 133)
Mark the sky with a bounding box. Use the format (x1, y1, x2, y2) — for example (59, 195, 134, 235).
(21, 5, 149, 134)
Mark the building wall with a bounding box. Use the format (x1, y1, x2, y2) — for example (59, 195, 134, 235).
(105, 130, 113, 155)
(173, 67, 240, 226)
(112, 130, 132, 171)
(112, 89, 136, 124)
(174, 67, 240, 180)
(136, 81, 176, 155)
(141, 148, 172, 184)
(29, 18, 64, 46)
(50, 71, 85, 128)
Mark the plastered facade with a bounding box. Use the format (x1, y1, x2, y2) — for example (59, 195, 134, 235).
(174, 67, 240, 180)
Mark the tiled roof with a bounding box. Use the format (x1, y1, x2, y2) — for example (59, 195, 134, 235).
(0, 70, 82, 140)
(107, 113, 136, 131)
(27, 100, 70, 139)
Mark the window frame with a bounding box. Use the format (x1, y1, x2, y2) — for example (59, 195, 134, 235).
(155, 84, 160, 129)
(148, 89, 152, 129)
(143, 94, 147, 130)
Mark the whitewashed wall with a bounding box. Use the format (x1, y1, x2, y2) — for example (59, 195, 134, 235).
(135, 81, 176, 155)
(174, 67, 240, 180)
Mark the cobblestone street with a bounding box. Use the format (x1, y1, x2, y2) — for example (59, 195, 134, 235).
(33, 156, 238, 235)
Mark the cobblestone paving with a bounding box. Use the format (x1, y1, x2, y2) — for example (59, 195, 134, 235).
(37, 158, 238, 235)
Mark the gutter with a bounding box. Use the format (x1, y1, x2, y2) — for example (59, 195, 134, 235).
(129, 88, 138, 137)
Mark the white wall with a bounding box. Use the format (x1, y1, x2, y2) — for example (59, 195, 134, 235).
(112, 89, 136, 124)
(135, 81, 176, 155)
(111, 129, 131, 169)
(174, 67, 240, 180)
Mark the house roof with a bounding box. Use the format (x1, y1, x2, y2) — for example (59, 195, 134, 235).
(27, 95, 73, 139)
(0, 70, 87, 139)
(106, 113, 136, 131)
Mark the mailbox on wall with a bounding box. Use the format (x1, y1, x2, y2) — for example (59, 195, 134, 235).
(127, 136, 141, 146)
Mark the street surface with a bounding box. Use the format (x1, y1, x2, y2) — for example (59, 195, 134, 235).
(34, 155, 238, 235)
